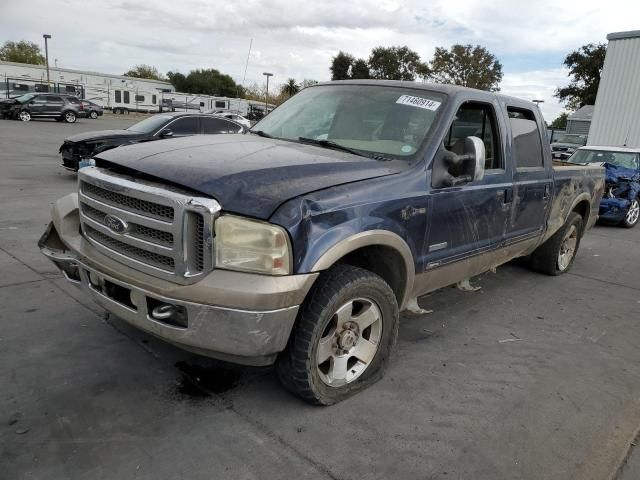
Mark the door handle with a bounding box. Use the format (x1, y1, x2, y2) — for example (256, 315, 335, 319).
(503, 188, 514, 204)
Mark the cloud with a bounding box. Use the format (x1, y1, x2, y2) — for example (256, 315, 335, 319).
(2, 0, 637, 121)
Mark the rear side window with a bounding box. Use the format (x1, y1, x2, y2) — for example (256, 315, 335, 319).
(507, 107, 544, 168)
(202, 117, 243, 134)
(115, 90, 121, 103)
(47, 96, 63, 103)
(123, 91, 130, 104)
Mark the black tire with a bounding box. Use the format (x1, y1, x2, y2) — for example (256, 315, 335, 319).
(530, 212, 583, 275)
(276, 264, 399, 405)
(89, 111, 98, 119)
(622, 198, 640, 228)
(63, 111, 76, 123)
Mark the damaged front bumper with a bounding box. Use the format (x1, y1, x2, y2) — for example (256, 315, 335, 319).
(598, 198, 630, 223)
(39, 194, 318, 366)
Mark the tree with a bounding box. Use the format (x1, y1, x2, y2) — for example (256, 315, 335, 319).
(351, 59, 370, 79)
(166, 69, 241, 97)
(281, 78, 300, 97)
(124, 64, 165, 81)
(330, 51, 354, 80)
(0, 40, 45, 65)
(551, 112, 569, 129)
(555, 43, 606, 110)
(426, 44, 503, 91)
(368, 46, 425, 81)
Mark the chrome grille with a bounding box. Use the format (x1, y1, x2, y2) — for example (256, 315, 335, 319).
(81, 181, 175, 221)
(78, 167, 219, 283)
(85, 226, 175, 271)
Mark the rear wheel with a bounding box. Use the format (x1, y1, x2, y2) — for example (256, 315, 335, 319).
(276, 264, 399, 405)
(530, 212, 583, 275)
(622, 198, 640, 228)
(64, 111, 76, 123)
(18, 110, 31, 122)
(89, 111, 98, 119)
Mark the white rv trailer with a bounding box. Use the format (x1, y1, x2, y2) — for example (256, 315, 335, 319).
(0, 60, 173, 113)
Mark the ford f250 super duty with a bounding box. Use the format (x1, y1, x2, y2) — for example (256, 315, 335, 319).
(39, 81, 605, 405)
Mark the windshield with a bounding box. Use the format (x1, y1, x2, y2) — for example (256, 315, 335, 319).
(555, 134, 586, 145)
(569, 149, 639, 169)
(15, 94, 35, 103)
(252, 85, 445, 159)
(127, 114, 173, 134)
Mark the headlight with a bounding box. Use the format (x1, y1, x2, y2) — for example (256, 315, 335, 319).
(214, 215, 291, 275)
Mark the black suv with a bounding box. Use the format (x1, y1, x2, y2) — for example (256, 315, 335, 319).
(10, 93, 84, 123)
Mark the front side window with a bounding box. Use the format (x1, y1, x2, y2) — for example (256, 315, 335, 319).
(507, 107, 544, 168)
(168, 116, 199, 135)
(444, 102, 501, 170)
(253, 84, 445, 159)
(569, 150, 639, 170)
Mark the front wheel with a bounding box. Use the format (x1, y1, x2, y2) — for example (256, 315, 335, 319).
(64, 111, 76, 123)
(276, 264, 399, 405)
(530, 212, 583, 275)
(18, 110, 31, 122)
(622, 198, 640, 228)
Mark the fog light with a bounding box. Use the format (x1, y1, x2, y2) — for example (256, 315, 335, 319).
(151, 304, 176, 320)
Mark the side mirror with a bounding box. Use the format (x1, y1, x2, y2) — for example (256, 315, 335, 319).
(432, 136, 486, 188)
(160, 129, 174, 138)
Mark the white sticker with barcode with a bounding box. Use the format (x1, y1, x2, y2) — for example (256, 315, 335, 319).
(396, 95, 441, 111)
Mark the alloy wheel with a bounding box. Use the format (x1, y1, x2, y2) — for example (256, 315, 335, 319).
(626, 199, 640, 226)
(316, 297, 382, 387)
(557, 224, 578, 271)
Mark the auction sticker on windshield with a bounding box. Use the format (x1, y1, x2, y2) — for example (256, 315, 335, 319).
(396, 95, 441, 111)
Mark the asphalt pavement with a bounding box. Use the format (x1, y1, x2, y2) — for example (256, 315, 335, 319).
(1, 115, 639, 480)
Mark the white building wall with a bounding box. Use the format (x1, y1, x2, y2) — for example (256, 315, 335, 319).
(588, 31, 640, 147)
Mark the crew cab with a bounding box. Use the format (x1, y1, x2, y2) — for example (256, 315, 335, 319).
(39, 81, 604, 405)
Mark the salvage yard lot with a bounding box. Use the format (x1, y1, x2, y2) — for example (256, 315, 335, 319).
(2, 117, 640, 480)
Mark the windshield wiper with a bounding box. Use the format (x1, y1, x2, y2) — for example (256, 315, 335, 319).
(297, 137, 370, 158)
(250, 130, 274, 138)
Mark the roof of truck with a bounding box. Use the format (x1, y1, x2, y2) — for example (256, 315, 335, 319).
(317, 80, 536, 108)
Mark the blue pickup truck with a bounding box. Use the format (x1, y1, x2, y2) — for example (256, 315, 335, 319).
(39, 81, 604, 405)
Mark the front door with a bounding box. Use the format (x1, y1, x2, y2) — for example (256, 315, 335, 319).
(423, 101, 512, 280)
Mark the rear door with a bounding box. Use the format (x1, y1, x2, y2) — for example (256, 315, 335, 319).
(44, 95, 64, 115)
(201, 117, 244, 134)
(504, 106, 553, 243)
(29, 95, 48, 115)
(425, 100, 512, 270)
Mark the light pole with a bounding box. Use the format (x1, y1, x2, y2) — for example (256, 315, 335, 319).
(43, 34, 51, 89)
(263, 72, 273, 114)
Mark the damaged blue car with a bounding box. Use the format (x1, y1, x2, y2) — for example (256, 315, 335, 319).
(567, 146, 640, 228)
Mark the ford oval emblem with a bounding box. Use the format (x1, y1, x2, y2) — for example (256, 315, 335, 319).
(104, 214, 129, 234)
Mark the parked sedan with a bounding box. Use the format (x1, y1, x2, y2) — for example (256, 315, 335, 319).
(551, 134, 587, 160)
(59, 112, 245, 171)
(566, 146, 640, 228)
(80, 101, 103, 119)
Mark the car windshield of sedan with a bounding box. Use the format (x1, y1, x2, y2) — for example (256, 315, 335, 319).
(555, 134, 587, 145)
(127, 115, 173, 134)
(569, 149, 640, 170)
(252, 84, 445, 159)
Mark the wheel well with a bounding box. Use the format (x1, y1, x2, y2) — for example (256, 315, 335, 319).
(572, 200, 590, 232)
(337, 245, 407, 306)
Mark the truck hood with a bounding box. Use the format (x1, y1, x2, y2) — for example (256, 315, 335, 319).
(65, 130, 146, 143)
(94, 134, 401, 219)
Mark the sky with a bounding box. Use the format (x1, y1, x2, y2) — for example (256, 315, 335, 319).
(2, 0, 639, 122)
